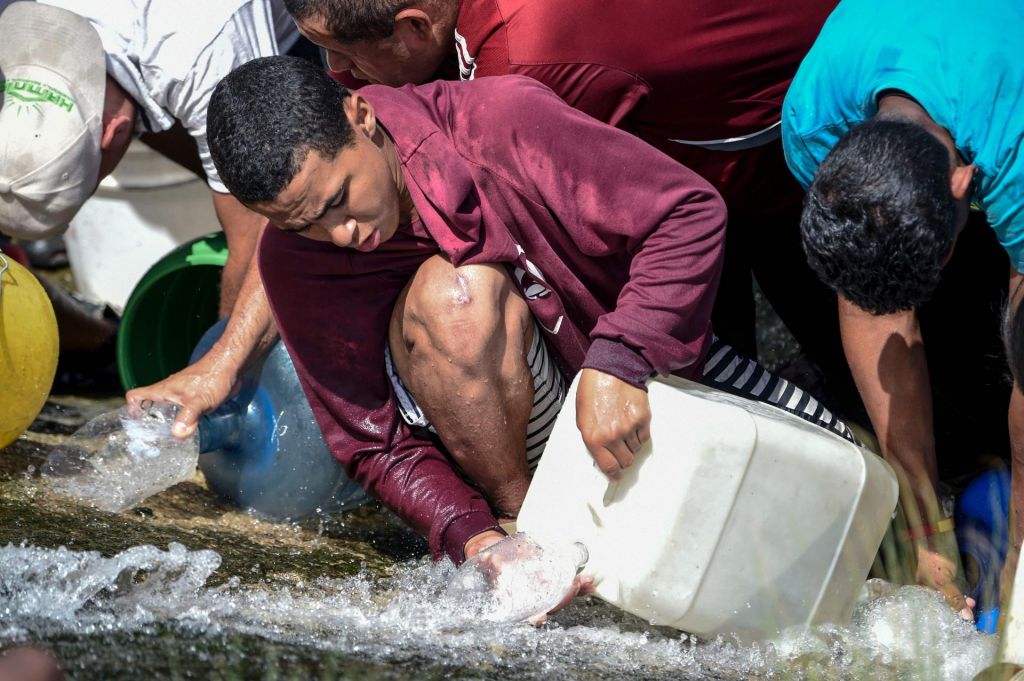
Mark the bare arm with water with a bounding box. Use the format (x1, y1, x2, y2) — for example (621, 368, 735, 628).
(838, 296, 974, 619)
(1003, 267, 1024, 597)
(211, 191, 269, 317)
(126, 235, 279, 438)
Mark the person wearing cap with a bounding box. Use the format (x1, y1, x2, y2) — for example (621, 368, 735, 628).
(0, 0, 303, 316)
(781, 0, 1024, 616)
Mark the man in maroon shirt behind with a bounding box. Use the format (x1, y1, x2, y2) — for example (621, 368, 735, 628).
(282, 0, 856, 408)
(207, 55, 728, 564)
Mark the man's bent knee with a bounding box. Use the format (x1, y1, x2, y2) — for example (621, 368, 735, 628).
(396, 256, 531, 370)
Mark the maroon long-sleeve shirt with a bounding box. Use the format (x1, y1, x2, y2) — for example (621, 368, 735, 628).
(258, 76, 726, 563)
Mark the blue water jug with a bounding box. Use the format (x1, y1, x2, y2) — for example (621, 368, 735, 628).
(955, 468, 1010, 633)
(191, 319, 367, 520)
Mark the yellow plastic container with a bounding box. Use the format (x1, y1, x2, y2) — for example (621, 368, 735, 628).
(0, 254, 59, 448)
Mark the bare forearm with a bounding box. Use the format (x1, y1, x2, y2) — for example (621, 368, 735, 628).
(212, 191, 267, 316)
(212, 253, 278, 374)
(1010, 387, 1024, 552)
(124, 251, 278, 436)
(1007, 266, 1024, 552)
(838, 298, 975, 611)
(839, 298, 939, 519)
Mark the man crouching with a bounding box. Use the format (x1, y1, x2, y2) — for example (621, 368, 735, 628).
(206, 56, 851, 570)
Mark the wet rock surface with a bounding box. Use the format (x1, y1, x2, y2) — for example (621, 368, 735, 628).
(0, 394, 999, 681)
(0, 396, 422, 586)
(0, 298, 999, 681)
(0, 395, 439, 680)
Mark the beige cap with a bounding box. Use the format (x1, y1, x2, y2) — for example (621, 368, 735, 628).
(0, 1, 105, 239)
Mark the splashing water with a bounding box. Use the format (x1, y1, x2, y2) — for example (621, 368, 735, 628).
(0, 543, 998, 680)
(0, 543, 219, 629)
(40, 403, 199, 512)
(447, 533, 589, 623)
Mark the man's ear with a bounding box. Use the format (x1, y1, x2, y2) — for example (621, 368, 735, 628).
(100, 113, 132, 154)
(393, 7, 435, 44)
(951, 163, 976, 202)
(96, 112, 134, 179)
(343, 94, 379, 140)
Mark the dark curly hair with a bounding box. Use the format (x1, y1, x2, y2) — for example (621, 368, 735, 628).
(207, 56, 355, 205)
(800, 119, 957, 314)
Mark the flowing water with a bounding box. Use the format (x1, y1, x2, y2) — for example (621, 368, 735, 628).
(0, 542, 998, 680)
(0, 395, 1000, 680)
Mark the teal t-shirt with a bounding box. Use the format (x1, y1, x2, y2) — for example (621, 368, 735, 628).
(782, 0, 1024, 270)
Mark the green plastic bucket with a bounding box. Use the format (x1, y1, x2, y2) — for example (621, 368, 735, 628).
(117, 232, 228, 390)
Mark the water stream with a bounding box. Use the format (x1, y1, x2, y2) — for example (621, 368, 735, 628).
(0, 541, 997, 680)
(0, 397, 1000, 680)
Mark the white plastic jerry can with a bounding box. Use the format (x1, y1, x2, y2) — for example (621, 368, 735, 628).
(517, 374, 898, 641)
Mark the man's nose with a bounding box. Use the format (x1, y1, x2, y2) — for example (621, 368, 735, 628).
(326, 50, 353, 73)
(327, 219, 358, 248)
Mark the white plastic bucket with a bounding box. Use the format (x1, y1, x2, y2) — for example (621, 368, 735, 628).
(518, 374, 899, 641)
(64, 140, 219, 313)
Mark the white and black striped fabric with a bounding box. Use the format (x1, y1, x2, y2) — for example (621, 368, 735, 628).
(385, 323, 565, 469)
(523, 324, 567, 468)
(701, 336, 857, 443)
(385, 332, 857, 465)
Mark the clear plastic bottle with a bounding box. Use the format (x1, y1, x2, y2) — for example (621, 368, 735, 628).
(448, 532, 588, 623)
(42, 402, 199, 512)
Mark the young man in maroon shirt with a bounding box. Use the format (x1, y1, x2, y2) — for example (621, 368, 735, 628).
(281, 0, 855, 405)
(204, 56, 852, 565)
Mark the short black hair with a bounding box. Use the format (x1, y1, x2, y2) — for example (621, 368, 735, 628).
(800, 119, 957, 314)
(284, 0, 415, 43)
(208, 56, 354, 205)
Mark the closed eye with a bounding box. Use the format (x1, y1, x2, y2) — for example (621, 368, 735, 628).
(282, 177, 348, 234)
(303, 187, 346, 228)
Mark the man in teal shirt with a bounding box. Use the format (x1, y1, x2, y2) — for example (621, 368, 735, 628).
(782, 0, 1024, 619)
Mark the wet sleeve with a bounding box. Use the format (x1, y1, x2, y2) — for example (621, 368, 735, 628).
(258, 231, 502, 564)
(474, 78, 727, 385)
(337, 418, 506, 565)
